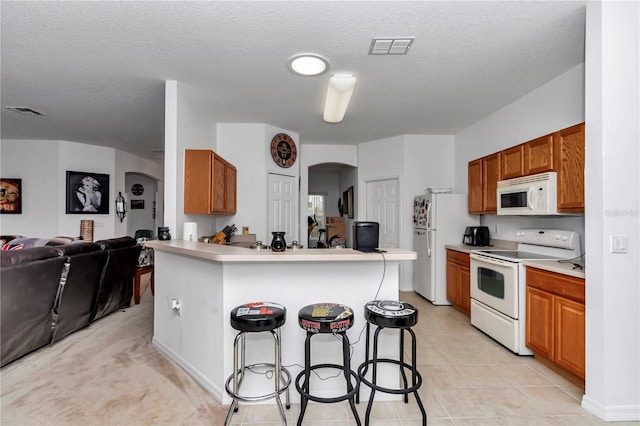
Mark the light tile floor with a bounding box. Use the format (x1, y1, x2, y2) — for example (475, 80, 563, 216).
(228, 291, 634, 425)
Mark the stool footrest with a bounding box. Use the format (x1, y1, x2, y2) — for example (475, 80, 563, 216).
(358, 359, 423, 395)
(225, 363, 291, 403)
(295, 363, 360, 404)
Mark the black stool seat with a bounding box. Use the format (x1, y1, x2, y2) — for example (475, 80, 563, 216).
(298, 302, 354, 333)
(230, 302, 286, 332)
(364, 300, 418, 328)
(358, 300, 426, 426)
(225, 301, 290, 425)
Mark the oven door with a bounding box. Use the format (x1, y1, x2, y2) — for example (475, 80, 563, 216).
(470, 253, 519, 318)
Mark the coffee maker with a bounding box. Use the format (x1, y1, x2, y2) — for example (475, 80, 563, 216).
(462, 226, 491, 246)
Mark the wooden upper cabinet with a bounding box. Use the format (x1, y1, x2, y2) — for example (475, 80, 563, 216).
(555, 123, 585, 212)
(482, 152, 501, 214)
(467, 122, 584, 215)
(468, 159, 483, 214)
(468, 153, 500, 214)
(184, 149, 237, 215)
(501, 144, 525, 180)
(524, 134, 554, 175)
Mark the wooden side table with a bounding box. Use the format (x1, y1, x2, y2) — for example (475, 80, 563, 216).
(133, 263, 154, 304)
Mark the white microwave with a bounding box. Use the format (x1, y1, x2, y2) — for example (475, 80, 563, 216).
(497, 172, 560, 215)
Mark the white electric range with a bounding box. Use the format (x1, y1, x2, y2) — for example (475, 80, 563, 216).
(469, 229, 581, 355)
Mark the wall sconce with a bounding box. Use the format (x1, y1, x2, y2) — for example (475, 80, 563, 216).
(115, 191, 127, 222)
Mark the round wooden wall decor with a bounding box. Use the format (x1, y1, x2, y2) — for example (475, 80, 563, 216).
(270, 133, 297, 168)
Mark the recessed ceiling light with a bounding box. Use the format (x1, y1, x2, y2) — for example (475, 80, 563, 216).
(288, 54, 329, 76)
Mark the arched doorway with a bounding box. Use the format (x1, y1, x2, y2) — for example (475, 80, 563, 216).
(125, 172, 159, 238)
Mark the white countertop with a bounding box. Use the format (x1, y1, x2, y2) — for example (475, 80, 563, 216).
(445, 239, 517, 254)
(146, 240, 416, 263)
(445, 242, 585, 279)
(523, 259, 586, 279)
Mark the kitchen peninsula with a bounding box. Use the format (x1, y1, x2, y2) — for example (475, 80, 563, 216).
(145, 240, 416, 405)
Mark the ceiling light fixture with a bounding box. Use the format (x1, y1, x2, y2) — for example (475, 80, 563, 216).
(288, 54, 329, 76)
(323, 74, 357, 123)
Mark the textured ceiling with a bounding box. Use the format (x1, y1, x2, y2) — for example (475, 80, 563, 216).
(1, 1, 586, 160)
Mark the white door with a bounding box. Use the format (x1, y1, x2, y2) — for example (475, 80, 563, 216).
(268, 173, 297, 242)
(366, 179, 399, 248)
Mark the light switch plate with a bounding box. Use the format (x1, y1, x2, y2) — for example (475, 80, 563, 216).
(610, 235, 629, 253)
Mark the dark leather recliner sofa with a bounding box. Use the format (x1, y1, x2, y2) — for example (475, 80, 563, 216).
(0, 236, 142, 367)
(1, 246, 67, 367)
(52, 242, 108, 343)
(91, 237, 142, 322)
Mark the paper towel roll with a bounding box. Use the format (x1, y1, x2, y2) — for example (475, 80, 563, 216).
(183, 222, 198, 242)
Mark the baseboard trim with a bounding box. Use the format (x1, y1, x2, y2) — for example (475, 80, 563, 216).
(582, 395, 640, 421)
(152, 336, 226, 404)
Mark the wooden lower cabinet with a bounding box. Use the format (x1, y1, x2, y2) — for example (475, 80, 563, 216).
(446, 250, 471, 315)
(526, 267, 585, 380)
(555, 297, 586, 377)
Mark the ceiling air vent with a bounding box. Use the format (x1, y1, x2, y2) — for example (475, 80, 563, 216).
(369, 37, 415, 55)
(4, 106, 46, 116)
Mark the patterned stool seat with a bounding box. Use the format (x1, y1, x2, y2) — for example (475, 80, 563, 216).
(296, 302, 360, 425)
(230, 302, 286, 332)
(364, 300, 418, 329)
(298, 302, 354, 333)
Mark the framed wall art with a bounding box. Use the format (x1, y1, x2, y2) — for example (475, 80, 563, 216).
(66, 171, 110, 214)
(343, 186, 354, 219)
(130, 199, 145, 209)
(0, 178, 22, 214)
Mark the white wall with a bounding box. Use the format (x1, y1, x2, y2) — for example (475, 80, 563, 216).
(165, 81, 218, 240)
(0, 139, 163, 241)
(454, 64, 586, 245)
(582, 1, 640, 421)
(358, 135, 460, 291)
(214, 123, 300, 243)
(1, 140, 59, 237)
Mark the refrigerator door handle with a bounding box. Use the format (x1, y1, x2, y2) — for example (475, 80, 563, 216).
(425, 201, 432, 229)
(426, 229, 432, 257)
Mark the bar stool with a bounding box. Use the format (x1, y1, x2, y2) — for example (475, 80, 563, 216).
(296, 303, 361, 426)
(224, 302, 291, 425)
(357, 300, 426, 426)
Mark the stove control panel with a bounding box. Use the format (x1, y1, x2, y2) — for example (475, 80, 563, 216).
(515, 229, 579, 250)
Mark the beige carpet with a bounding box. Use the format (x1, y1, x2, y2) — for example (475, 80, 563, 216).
(1, 280, 228, 425)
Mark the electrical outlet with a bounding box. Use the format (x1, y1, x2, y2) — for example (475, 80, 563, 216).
(611, 235, 628, 254)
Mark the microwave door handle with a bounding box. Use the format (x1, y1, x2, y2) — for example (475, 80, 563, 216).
(528, 187, 535, 210)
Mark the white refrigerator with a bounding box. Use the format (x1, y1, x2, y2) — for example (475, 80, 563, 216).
(413, 193, 479, 304)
